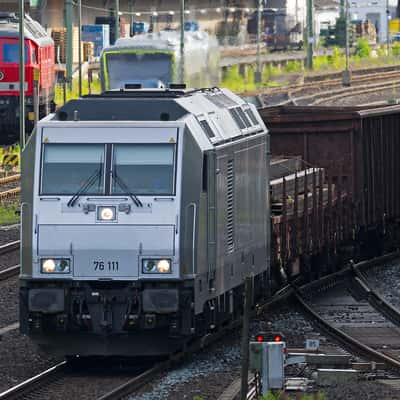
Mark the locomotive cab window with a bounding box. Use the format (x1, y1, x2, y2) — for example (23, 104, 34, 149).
(2, 43, 29, 63)
(41, 144, 105, 195)
(111, 144, 176, 195)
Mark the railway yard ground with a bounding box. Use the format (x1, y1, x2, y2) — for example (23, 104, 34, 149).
(3, 224, 400, 399)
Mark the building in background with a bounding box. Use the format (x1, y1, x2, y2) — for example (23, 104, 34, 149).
(315, 0, 340, 43)
(349, 0, 396, 43)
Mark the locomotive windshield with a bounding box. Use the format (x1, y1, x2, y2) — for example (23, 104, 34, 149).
(104, 52, 173, 89)
(40, 143, 176, 196)
(111, 144, 175, 195)
(2, 43, 29, 63)
(41, 144, 105, 195)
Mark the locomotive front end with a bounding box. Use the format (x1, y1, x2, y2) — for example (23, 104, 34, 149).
(20, 116, 191, 356)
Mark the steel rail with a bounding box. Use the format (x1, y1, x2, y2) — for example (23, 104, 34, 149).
(255, 69, 400, 107)
(0, 175, 20, 185)
(99, 283, 294, 400)
(0, 362, 67, 400)
(97, 361, 170, 400)
(0, 240, 20, 255)
(0, 241, 21, 281)
(0, 265, 20, 281)
(351, 262, 400, 329)
(0, 187, 20, 202)
(294, 252, 400, 371)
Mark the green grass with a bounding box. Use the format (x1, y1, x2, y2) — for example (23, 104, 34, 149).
(259, 392, 326, 400)
(0, 204, 20, 225)
(55, 77, 101, 106)
(221, 44, 400, 93)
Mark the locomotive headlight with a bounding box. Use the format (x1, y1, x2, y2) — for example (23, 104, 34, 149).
(97, 206, 116, 221)
(142, 259, 172, 274)
(41, 258, 71, 274)
(42, 259, 56, 273)
(157, 259, 171, 273)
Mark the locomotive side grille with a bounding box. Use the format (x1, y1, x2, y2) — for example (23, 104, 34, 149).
(226, 159, 235, 253)
(229, 108, 246, 130)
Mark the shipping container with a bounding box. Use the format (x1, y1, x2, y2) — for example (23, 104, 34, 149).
(82, 24, 110, 57)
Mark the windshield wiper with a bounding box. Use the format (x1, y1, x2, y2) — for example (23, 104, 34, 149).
(67, 167, 102, 208)
(112, 171, 143, 207)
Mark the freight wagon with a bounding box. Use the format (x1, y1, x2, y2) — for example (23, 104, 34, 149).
(260, 105, 400, 281)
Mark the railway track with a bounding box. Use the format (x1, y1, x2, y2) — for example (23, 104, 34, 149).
(256, 68, 400, 107)
(0, 241, 20, 281)
(0, 175, 20, 203)
(295, 253, 400, 371)
(1, 254, 399, 400)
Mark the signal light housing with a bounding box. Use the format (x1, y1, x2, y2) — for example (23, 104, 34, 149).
(254, 331, 285, 343)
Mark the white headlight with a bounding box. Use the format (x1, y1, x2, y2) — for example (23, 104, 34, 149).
(42, 259, 56, 273)
(142, 259, 172, 274)
(41, 258, 71, 274)
(98, 206, 116, 221)
(157, 259, 171, 273)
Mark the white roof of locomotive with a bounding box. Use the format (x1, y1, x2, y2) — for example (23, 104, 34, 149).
(106, 30, 213, 53)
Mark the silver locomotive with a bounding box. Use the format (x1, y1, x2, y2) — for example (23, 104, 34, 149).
(19, 87, 270, 356)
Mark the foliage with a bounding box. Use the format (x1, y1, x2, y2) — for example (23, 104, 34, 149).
(392, 42, 400, 56)
(54, 76, 101, 106)
(259, 391, 326, 400)
(284, 60, 303, 73)
(314, 55, 330, 70)
(0, 203, 20, 225)
(328, 46, 345, 69)
(355, 38, 372, 58)
(221, 64, 286, 92)
(221, 65, 257, 92)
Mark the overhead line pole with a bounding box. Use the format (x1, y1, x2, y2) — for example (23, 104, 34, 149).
(18, 0, 25, 150)
(255, 0, 262, 83)
(306, 0, 313, 70)
(343, 0, 351, 86)
(78, 0, 82, 97)
(115, 0, 120, 41)
(66, 0, 73, 90)
(180, 0, 185, 83)
(387, 0, 391, 56)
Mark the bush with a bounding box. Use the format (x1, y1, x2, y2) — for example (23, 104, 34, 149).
(314, 55, 330, 70)
(392, 42, 400, 56)
(284, 60, 302, 73)
(355, 38, 372, 58)
(328, 46, 345, 69)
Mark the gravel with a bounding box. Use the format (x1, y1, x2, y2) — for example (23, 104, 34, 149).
(0, 330, 61, 393)
(0, 225, 20, 272)
(365, 260, 400, 309)
(0, 276, 18, 328)
(130, 339, 241, 400)
(0, 225, 19, 246)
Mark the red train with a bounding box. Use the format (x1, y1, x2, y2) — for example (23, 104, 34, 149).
(0, 13, 55, 143)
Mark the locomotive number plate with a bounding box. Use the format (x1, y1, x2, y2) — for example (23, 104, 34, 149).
(93, 260, 119, 272)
